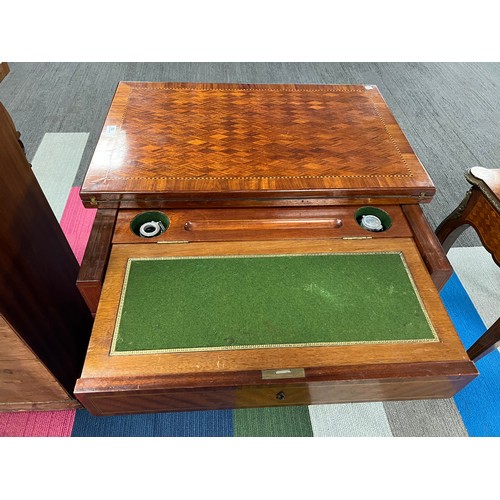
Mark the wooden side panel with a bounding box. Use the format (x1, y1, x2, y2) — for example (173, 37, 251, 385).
(77, 208, 118, 315)
(0, 315, 80, 411)
(402, 204, 453, 290)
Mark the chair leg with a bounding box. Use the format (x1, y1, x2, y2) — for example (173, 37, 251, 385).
(467, 317, 500, 362)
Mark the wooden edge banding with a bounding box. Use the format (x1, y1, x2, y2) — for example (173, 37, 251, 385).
(402, 205, 453, 290)
(80, 193, 434, 209)
(119, 81, 374, 92)
(0, 400, 82, 412)
(75, 360, 477, 394)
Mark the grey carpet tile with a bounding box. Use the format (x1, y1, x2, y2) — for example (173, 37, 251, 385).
(1, 62, 499, 241)
(383, 399, 469, 437)
(31, 132, 89, 220)
(309, 402, 393, 437)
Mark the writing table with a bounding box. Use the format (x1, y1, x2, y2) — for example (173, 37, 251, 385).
(74, 82, 477, 415)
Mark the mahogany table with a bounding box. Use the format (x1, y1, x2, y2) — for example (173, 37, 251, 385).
(74, 82, 477, 416)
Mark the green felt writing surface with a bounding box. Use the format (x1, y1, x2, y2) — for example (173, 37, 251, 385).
(111, 252, 437, 354)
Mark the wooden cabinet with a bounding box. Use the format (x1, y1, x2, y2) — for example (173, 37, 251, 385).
(0, 103, 93, 412)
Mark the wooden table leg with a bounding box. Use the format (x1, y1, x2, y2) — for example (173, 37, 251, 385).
(435, 188, 476, 252)
(467, 318, 500, 362)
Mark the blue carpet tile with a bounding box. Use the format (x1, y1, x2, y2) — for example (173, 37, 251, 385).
(71, 409, 234, 437)
(442, 274, 500, 437)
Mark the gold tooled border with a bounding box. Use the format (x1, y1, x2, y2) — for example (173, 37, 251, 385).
(109, 252, 439, 356)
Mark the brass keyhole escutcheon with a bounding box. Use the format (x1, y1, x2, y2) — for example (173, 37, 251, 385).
(276, 391, 286, 401)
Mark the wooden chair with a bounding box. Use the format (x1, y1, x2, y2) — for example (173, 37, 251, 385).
(436, 166, 500, 362)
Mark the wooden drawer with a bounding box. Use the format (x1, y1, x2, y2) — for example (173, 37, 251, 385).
(76, 362, 474, 416)
(74, 236, 476, 415)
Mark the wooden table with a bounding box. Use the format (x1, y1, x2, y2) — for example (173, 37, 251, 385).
(436, 166, 500, 361)
(74, 82, 477, 416)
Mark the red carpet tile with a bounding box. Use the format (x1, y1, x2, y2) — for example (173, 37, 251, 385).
(0, 410, 76, 437)
(0, 188, 95, 437)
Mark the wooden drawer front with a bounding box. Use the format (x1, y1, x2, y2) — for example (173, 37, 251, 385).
(76, 373, 473, 417)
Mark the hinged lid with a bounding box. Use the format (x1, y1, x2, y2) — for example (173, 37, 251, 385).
(80, 82, 435, 208)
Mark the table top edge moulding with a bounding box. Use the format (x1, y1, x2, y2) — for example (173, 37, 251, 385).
(80, 82, 435, 208)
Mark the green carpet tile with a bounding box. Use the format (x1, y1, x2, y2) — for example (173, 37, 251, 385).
(234, 406, 314, 437)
